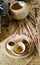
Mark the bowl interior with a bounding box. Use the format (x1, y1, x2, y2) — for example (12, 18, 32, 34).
(11, 2, 22, 10)
(8, 41, 15, 46)
(13, 42, 25, 54)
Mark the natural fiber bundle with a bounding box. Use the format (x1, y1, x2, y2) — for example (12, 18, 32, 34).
(36, 16, 40, 56)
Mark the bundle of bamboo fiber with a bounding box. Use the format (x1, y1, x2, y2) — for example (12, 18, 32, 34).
(36, 16, 40, 56)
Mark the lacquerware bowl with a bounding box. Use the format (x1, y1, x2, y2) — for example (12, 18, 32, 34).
(10, 1, 29, 20)
(12, 42, 26, 56)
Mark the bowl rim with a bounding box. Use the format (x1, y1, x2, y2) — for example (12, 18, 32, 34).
(10, 1, 29, 11)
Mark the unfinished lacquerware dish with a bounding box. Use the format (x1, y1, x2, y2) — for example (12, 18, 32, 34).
(1, 34, 35, 59)
(10, 1, 29, 20)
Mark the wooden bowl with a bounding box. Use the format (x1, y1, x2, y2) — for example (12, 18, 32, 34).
(10, 1, 29, 20)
